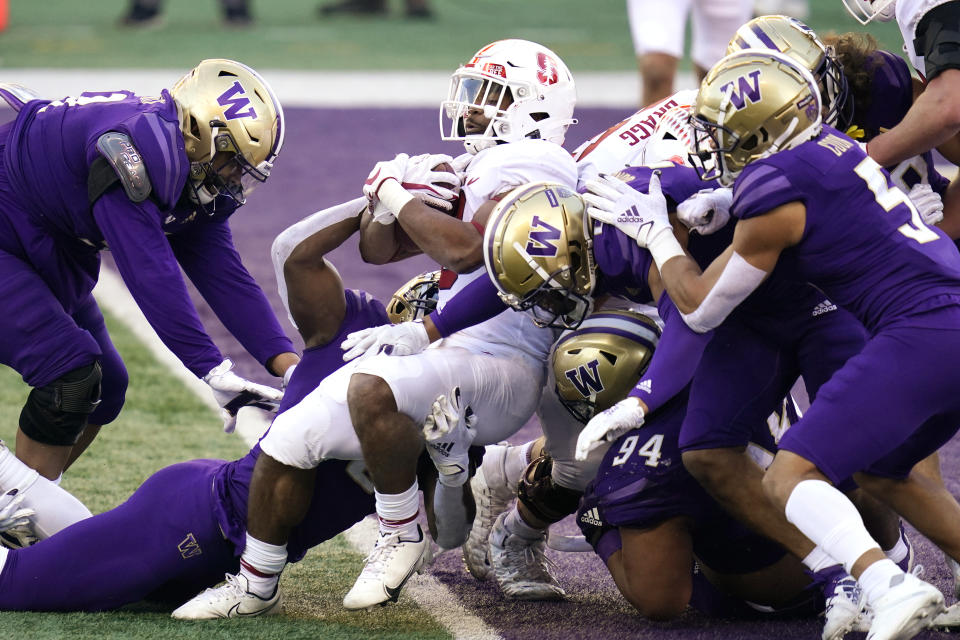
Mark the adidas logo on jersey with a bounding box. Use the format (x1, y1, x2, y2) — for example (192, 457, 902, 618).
(636, 379, 652, 394)
(428, 441, 456, 456)
(812, 300, 837, 317)
(579, 507, 603, 527)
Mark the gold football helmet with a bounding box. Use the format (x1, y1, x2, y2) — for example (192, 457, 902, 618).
(386, 270, 442, 324)
(484, 181, 595, 329)
(552, 309, 661, 423)
(691, 50, 822, 186)
(726, 15, 851, 129)
(171, 58, 284, 214)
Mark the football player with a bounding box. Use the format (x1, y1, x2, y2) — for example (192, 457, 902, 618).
(0, 60, 297, 546)
(597, 48, 960, 639)
(174, 38, 580, 617)
(0, 265, 459, 615)
(841, 0, 960, 169)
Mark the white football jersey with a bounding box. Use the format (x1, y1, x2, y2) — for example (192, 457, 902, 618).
(437, 139, 579, 363)
(572, 89, 697, 188)
(897, 0, 955, 73)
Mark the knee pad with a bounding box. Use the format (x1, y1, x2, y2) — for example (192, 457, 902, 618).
(20, 362, 102, 446)
(517, 453, 583, 525)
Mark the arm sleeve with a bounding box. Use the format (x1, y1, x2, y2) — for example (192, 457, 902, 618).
(430, 275, 509, 338)
(622, 165, 719, 210)
(628, 293, 711, 412)
(93, 189, 224, 377)
(169, 220, 295, 371)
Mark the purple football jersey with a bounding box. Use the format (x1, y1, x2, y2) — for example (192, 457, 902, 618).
(733, 126, 960, 334)
(0, 89, 292, 377)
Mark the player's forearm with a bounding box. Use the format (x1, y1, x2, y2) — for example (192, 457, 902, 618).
(396, 200, 483, 272)
(657, 255, 707, 315)
(869, 72, 960, 166)
(358, 209, 401, 264)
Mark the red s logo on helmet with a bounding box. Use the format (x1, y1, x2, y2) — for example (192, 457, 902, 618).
(537, 52, 559, 86)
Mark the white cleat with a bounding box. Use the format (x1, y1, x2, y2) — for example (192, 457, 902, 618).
(343, 525, 428, 610)
(171, 573, 282, 619)
(0, 489, 37, 550)
(944, 551, 960, 599)
(866, 571, 945, 640)
(822, 573, 868, 640)
(488, 513, 565, 601)
(932, 602, 960, 632)
(463, 445, 516, 581)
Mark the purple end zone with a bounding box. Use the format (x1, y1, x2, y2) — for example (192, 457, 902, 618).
(113, 106, 959, 639)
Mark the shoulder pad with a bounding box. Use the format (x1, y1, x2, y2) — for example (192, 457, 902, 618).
(95, 132, 152, 202)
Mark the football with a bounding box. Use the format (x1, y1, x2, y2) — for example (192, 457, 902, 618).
(395, 161, 459, 252)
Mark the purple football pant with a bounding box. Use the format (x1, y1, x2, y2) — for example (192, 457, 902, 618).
(0, 459, 236, 611)
(680, 308, 866, 452)
(780, 321, 960, 482)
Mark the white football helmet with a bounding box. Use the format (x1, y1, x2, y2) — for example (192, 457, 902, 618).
(440, 39, 577, 154)
(841, 0, 896, 24)
(641, 106, 695, 167)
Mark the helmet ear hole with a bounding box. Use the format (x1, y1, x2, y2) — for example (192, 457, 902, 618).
(741, 134, 759, 151)
(189, 115, 201, 139)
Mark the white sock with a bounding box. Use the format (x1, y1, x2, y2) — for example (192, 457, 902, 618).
(20, 475, 92, 539)
(240, 533, 286, 598)
(883, 529, 909, 566)
(802, 546, 840, 573)
(860, 559, 905, 605)
(503, 508, 543, 541)
(0, 444, 39, 492)
(784, 479, 881, 575)
(0, 547, 7, 574)
(375, 482, 420, 536)
(51, 474, 62, 486)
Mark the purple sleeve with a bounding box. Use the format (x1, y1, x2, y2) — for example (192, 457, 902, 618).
(169, 221, 295, 370)
(628, 293, 711, 412)
(620, 165, 718, 208)
(430, 275, 509, 337)
(93, 189, 224, 377)
(732, 162, 804, 220)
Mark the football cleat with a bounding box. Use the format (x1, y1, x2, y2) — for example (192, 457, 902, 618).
(488, 512, 565, 600)
(820, 567, 868, 640)
(943, 551, 960, 599)
(866, 571, 944, 640)
(0, 489, 37, 550)
(932, 602, 960, 632)
(171, 573, 282, 619)
(343, 525, 428, 610)
(463, 444, 517, 580)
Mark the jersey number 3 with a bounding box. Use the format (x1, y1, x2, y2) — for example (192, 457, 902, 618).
(854, 157, 939, 244)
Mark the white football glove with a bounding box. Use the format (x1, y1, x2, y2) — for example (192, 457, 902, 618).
(583, 172, 679, 259)
(423, 387, 478, 487)
(0, 489, 35, 535)
(402, 152, 461, 212)
(340, 321, 430, 362)
(907, 183, 944, 226)
(364, 152, 409, 203)
(574, 397, 646, 461)
(203, 359, 284, 433)
(677, 187, 733, 235)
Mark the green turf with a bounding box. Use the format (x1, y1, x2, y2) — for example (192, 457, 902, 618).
(0, 0, 907, 72)
(0, 308, 451, 640)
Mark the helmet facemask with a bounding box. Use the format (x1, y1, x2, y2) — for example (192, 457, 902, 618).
(186, 119, 273, 210)
(842, 0, 896, 24)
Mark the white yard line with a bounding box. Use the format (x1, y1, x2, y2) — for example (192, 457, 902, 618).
(3, 68, 696, 108)
(92, 271, 501, 640)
